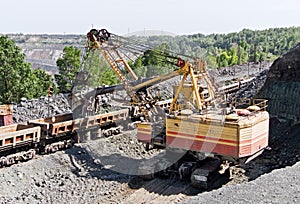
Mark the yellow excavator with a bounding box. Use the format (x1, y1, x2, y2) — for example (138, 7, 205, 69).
(86, 28, 269, 189)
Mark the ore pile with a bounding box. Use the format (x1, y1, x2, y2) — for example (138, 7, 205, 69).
(11, 90, 117, 123)
(244, 43, 300, 179)
(258, 42, 300, 121)
(212, 62, 270, 84)
(228, 69, 269, 100)
(0, 149, 130, 204)
(12, 94, 71, 123)
(0, 131, 163, 203)
(257, 43, 300, 136)
(266, 44, 300, 82)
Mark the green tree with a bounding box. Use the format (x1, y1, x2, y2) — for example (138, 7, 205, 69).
(206, 54, 218, 68)
(0, 36, 54, 104)
(216, 51, 230, 67)
(32, 68, 57, 97)
(228, 45, 238, 66)
(237, 41, 249, 64)
(143, 26, 300, 67)
(129, 56, 147, 77)
(55, 46, 81, 93)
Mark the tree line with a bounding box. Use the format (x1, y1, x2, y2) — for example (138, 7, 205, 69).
(1, 26, 299, 104)
(136, 27, 300, 68)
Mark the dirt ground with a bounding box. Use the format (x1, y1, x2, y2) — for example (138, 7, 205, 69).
(185, 163, 300, 204)
(0, 129, 299, 204)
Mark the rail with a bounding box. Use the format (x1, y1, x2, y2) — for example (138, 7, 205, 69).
(232, 98, 268, 112)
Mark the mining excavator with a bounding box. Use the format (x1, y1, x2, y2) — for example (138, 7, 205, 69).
(86, 28, 269, 189)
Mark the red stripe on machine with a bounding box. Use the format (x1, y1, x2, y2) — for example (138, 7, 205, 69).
(167, 131, 238, 145)
(166, 136, 238, 157)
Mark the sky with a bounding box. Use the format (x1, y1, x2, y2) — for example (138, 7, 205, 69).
(0, 0, 300, 35)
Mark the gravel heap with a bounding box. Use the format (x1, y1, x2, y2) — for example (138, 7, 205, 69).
(227, 68, 269, 100)
(245, 43, 300, 179)
(11, 92, 117, 123)
(12, 94, 71, 123)
(0, 131, 164, 204)
(183, 162, 300, 204)
(0, 147, 130, 203)
(212, 62, 270, 85)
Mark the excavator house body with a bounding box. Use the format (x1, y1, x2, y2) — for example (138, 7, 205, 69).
(138, 105, 269, 161)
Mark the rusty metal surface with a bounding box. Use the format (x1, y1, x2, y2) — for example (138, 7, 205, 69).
(0, 115, 13, 127)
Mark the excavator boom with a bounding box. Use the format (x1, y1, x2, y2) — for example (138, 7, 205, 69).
(86, 28, 216, 117)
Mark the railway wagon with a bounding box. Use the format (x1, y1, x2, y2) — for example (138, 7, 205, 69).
(0, 109, 131, 167)
(28, 113, 75, 153)
(28, 113, 74, 136)
(73, 108, 129, 138)
(0, 124, 40, 166)
(74, 109, 129, 129)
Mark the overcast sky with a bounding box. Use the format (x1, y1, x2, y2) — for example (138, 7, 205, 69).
(1, 0, 299, 35)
